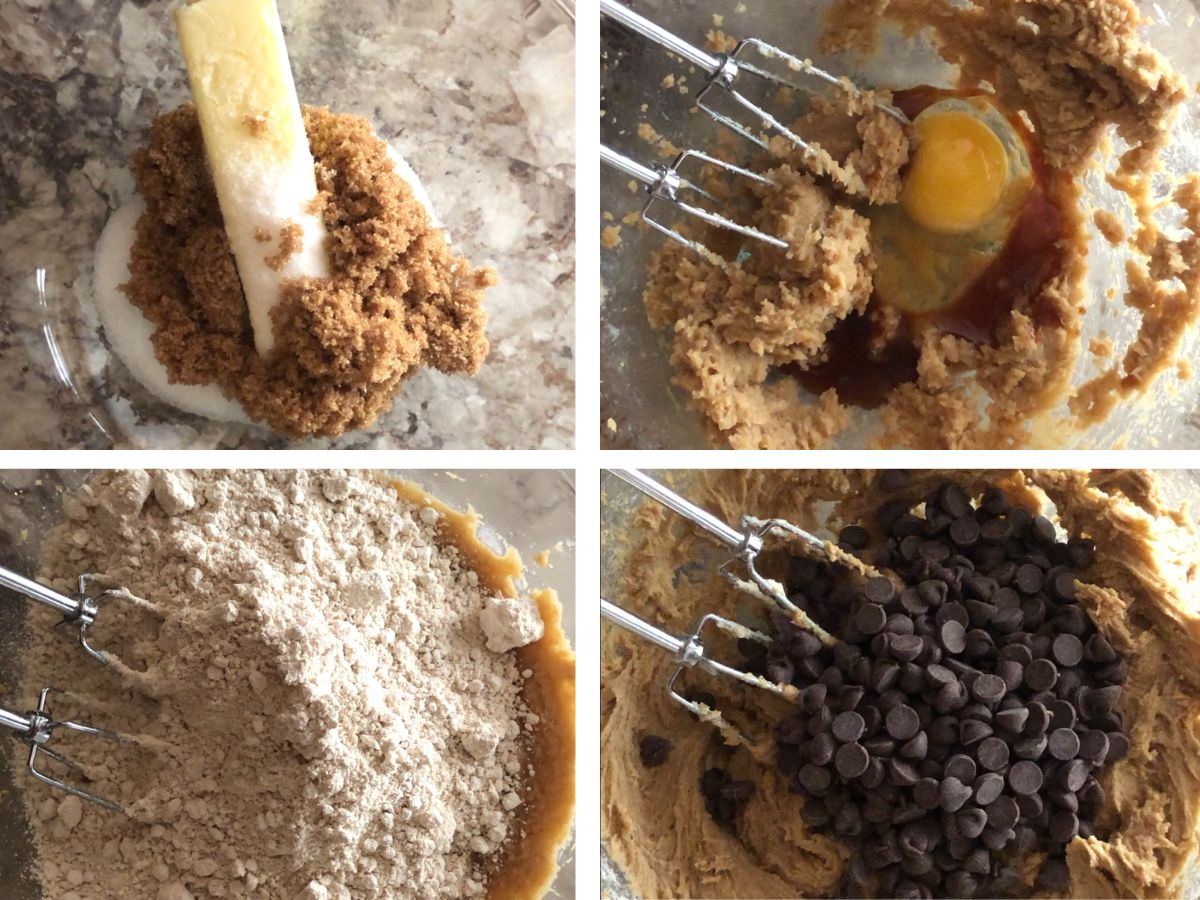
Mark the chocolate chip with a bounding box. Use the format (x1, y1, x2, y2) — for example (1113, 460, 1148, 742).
(995, 706, 1028, 733)
(977, 737, 1010, 771)
(1024, 658, 1058, 692)
(1086, 633, 1117, 664)
(807, 705, 833, 736)
(970, 673, 1006, 704)
(861, 757, 886, 789)
(865, 575, 896, 605)
(855, 602, 887, 635)
(799, 684, 827, 713)
(1088, 684, 1122, 717)
(1013, 733, 1048, 760)
(1078, 729, 1110, 766)
(938, 602, 970, 628)
(972, 772, 1004, 805)
(1106, 731, 1130, 762)
(888, 759, 921, 787)
(1058, 759, 1089, 792)
(998, 643, 1033, 666)
(1036, 859, 1070, 892)
(838, 684, 865, 712)
(1048, 727, 1081, 761)
(945, 871, 977, 898)
(1048, 810, 1079, 842)
(985, 795, 1019, 831)
(1045, 698, 1077, 731)
(960, 719, 993, 746)
(721, 779, 755, 803)
(809, 732, 837, 766)
(957, 806, 988, 839)
(939, 776, 973, 812)
(925, 664, 956, 689)
(899, 731, 928, 760)
(766, 657, 795, 685)
(834, 802, 864, 836)
(1050, 570, 1076, 601)
(838, 525, 870, 549)
(899, 588, 928, 616)
(941, 753, 974, 782)
(913, 777, 941, 810)
(886, 704, 921, 741)
(639, 734, 672, 768)
(1016, 791, 1044, 819)
(864, 735, 897, 757)
(798, 629, 828, 657)
(890, 634, 924, 663)
(934, 680, 969, 714)
(1015, 564, 1044, 595)
(981, 518, 1012, 543)
(798, 763, 832, 794)
(1048, 788, 1078, 812)
(826, 710, 864, 744)
(1008, 760, 1043, 795)
(940, 620, 967, 655)
(964, 599, 995, 627)
(918, 579, 949, 608)
(950, 517, 981, 547)
(1051, 633, 1084, 667)
(873, 660, 901, 692)
(898, 663, 924, 695)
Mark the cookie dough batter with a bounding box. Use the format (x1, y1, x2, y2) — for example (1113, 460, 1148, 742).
(601, 470, 1200, 897)
(638, 0, 1200, 449)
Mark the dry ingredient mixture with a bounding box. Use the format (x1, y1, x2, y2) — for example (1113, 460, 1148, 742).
(11, 470, 563, 900)
(124, 108, 495, 439)
(601, 470, 1200, 898)
(628, 0, 1200, 449)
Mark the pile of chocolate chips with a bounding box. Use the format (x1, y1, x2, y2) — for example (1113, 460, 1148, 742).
(737, 477, 1129, 899)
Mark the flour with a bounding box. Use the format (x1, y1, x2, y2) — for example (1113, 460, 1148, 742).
(480, 596, 546, 653)
(14, 470, 544, 900)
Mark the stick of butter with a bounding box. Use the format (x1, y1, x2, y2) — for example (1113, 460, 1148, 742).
(175, 0, 329, 356)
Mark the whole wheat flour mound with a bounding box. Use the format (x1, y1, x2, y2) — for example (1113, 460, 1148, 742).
(13, 470, 544, 900)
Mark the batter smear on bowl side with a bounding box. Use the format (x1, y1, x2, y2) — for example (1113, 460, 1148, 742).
(629, 0, 1200, 449)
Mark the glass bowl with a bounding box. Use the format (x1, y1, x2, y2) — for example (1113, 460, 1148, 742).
(0, 1, 575, 449)
(599, 468, 1200, 899)
(599, 0, 1200, 449)
(0, 469, 575, 899)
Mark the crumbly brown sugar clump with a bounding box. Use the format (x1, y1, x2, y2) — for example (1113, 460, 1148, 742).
(124, 106, 495, 438)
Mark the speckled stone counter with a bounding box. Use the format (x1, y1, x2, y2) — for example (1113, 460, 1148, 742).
(0, 0, 575, 449)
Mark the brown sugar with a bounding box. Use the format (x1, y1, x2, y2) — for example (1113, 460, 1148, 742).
(263, 220, 303, 272)
(242, 111, 269, 136)
(123, 104, 495, 438)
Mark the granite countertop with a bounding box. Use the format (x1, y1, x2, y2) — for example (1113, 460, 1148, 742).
(0, 0, 575, 449)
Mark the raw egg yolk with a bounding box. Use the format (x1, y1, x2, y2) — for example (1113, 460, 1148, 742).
(901, 110, 1008, 235)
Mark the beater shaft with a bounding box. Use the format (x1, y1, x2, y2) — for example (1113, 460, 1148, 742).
(1, 688, 124, 813)
(601, 144, 787, 252)
(0, 569, 160, 667)
(610, 468, 835, 644)
(0, 566, 80, 618)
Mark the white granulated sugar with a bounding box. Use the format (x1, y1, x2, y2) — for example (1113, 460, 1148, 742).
(15, 470, 538, 900)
